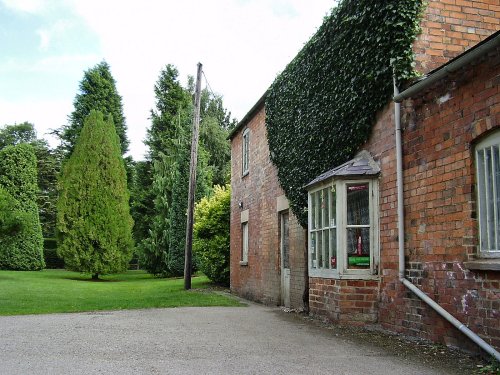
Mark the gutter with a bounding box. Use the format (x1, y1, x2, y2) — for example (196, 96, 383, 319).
(393, 77, 500, 361)
(394, 31, 500, 103)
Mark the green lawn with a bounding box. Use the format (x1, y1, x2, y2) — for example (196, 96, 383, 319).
(0, 269, 243, 316)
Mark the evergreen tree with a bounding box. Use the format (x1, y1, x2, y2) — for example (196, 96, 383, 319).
(138, 65, 212, 276)
(60, 61, 129, 155)
(57, 110, 133, 279)
(0, 122, 63, 238)
(34, 142, 63, 238)
(0, 187, 26, 238)
(134, 64, 234, 276)
(199, 114, 230, 186)
(130, 160, 155, 245)
(0, 144, 45, 270)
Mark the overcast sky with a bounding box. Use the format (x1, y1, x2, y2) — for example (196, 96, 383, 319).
(0, 0, 334, 160)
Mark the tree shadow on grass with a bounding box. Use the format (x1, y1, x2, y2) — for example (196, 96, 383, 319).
(63, 277, 123, 282)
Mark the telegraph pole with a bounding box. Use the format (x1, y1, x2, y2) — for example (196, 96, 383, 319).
(184, 62, 203, 290)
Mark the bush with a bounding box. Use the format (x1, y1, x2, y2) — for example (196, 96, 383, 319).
(0, 144, 45, 270)
(193, 185, 230, 285)
(0, 187, 24, 236)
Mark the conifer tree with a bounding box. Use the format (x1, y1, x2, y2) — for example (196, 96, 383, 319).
(0, 122, 63, 239)
(0, 144, 45, 270)
(57, 110, 133, 279)
(138, 65, 211, 276)
(61, 61, 129, 155)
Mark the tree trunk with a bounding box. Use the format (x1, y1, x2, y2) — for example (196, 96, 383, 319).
(92, 273, 99, 280)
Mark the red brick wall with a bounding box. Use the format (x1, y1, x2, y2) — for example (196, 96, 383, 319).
(310, 42, 499, 351)
(309, 278, 380, 325)
(230, 0, 499, 352)
(230, 105, 307, 309)
(414, 0, 500, 74)
(307, 1, 500, 348)
(308, 102, 398, 324)
(377, 50, 500, 350)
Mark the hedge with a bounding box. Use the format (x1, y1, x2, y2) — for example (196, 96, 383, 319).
(0, 144, 45, 270)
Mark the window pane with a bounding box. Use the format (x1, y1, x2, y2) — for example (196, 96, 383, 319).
(330, 228, 337, 269)
(323, 189, 330, 228)
(330, 186, 337, 228)
(323, 230, 329, 269)
(477, 149, 488, 250)
(242, 131, 249, 173)
(486, 147, 495, 249)
(311, 193, 317, 230)
(346, 227, 370, 269)
(315, 192, 321, 230)
(347, 183, 370, 225)
(495, 145, 500, 250)
(318, 229, 323, 267)
(311, 232, 317, 268)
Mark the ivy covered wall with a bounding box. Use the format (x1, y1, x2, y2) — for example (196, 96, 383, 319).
(266, 0, 424, 227)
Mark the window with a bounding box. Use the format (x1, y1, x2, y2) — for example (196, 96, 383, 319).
(242, 128, 249, 176)
(241, 222, 249, 264)
(308, 179, 379, 279)
(476, 132, 500, 258)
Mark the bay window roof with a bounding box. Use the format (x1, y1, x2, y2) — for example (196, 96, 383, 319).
(305, 150, 380, 189)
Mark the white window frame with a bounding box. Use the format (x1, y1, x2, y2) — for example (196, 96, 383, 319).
(476, 131, 500, 258)
(242, 128, 249, 176)
(308, 179, 379, 279)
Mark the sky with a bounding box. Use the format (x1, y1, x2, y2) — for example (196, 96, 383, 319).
(0, 0, 335, 160)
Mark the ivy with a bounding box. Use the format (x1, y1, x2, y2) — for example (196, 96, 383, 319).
(266, 0, 424, 227)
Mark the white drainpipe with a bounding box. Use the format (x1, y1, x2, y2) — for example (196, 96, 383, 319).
(393, 77, 500, 361)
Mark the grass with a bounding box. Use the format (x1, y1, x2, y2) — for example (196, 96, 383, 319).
(0, 269, 243, 316)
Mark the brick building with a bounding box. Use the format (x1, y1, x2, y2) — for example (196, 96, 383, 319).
(229, 1, 500, 354)
(229, 95, 308, 309)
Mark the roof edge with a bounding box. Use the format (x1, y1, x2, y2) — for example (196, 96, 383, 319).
(228, 91, 267, 140)
(305, 150, 380, 189)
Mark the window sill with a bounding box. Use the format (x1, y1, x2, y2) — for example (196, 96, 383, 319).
(464, 259, 500, 271)
(239, 261, 248, 266)
(242, 171, 249, 178)
(309, 269, 379, 280)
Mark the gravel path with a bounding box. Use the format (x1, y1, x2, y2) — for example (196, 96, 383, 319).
(0, 303, 465, 374)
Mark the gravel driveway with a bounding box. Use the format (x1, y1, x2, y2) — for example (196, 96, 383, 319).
(0, 302, 468, 374)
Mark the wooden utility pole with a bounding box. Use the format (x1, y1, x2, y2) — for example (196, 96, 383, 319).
(184, 62, 203, 290)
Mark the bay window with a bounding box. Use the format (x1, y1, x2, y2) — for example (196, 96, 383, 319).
(308, 179, 379, 279)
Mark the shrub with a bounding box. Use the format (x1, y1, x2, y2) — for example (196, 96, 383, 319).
(0, 187, 24, 236)
(0, 144, 45, 270)
(193, 185, 230, 285)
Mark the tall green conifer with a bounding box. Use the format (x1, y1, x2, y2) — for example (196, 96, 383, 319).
(57, 110, 133, 279)
(138, 65, 211, 276)
(0, 144, 44, 270)
(61, 61, 129, 155)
